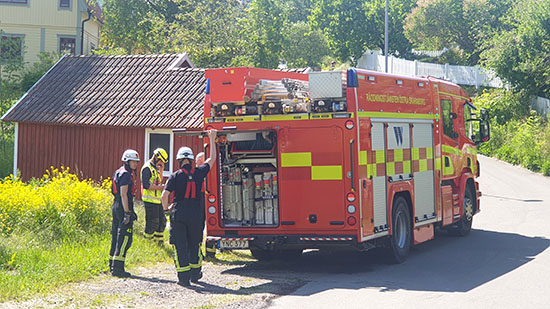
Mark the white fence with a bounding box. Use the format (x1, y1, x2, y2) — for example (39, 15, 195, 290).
(530, 96, 550, 116)
(357, 53, 503, 88)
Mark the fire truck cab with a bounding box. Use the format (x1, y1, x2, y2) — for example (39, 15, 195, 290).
(193, 67, 490, 263)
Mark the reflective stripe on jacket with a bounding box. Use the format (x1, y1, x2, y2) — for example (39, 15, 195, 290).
(141, 160, 162, 204)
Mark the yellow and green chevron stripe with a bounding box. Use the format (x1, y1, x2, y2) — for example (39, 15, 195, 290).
(280, 152, 342, 180)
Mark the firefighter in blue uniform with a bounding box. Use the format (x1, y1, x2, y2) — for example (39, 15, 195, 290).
(109, 149, 140, 278)
(161, 130, 217, 287)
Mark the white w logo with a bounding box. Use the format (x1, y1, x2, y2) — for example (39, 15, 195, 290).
(393, 127, 404, 146)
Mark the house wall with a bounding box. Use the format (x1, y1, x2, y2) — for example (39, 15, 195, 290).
(18, 122, 144, 183)
(81, 10, 100, 54)
(0, 0, 101, 64)
(17, 122, 202, 199)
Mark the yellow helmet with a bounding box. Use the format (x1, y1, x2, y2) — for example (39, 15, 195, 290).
(153, 148, 168, 163)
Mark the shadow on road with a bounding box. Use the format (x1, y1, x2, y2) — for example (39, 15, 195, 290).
(483, 194, 543, 203)
(222, 229, 550, 294)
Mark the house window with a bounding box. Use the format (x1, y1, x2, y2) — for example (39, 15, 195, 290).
(59, 37, 75, 55)
(146, 130, 174, 177)
(0, 0, 28, 4)
(1, 35, 23, 62)
(59, 0, 70, 8)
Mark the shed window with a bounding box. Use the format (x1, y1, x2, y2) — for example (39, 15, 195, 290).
(147, 132, 173, 176)
(1, 35, 23, 62)
(59, 37, 75, 54)
(59, 0, 70, 8)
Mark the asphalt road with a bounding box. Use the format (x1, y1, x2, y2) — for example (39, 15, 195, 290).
(269, 155, 550, 308)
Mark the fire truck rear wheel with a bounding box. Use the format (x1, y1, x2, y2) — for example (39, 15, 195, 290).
(452, 186, 475, 236)
(387, 196, 412, 264)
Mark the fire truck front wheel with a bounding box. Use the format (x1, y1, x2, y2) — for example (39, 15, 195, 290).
(451, 186, 475, 236)
(387, 196, 412, 264)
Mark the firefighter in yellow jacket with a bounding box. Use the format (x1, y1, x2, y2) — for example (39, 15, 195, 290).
(141, 148, 168, 243)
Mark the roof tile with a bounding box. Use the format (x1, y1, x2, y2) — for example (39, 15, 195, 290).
(3, 54, 205, 129)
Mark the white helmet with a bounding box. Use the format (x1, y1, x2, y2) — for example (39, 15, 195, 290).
(121, 149, 140, 162)
(176, 147, 194, 160)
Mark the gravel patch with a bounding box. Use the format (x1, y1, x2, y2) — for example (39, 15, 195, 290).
(1, 248, 390, 308)
(1, 258, 307, 309)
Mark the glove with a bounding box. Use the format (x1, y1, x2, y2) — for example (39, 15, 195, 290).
(123, 212, 131, 225)
(131, 211, 138, 221)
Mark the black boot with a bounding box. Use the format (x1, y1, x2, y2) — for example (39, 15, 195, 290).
(191, 271, 203, 283)
(177, 272, 190, 287)
(112, 260, 131, 278)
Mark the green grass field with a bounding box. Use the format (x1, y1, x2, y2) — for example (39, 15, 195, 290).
(0, 206, 175, 302)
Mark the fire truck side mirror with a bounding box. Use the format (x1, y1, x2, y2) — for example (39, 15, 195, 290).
(471, 118, 491, 145)
(481, 109, 489, 121)
(479, 109, 490, 143)
(480, 119, 490, 143)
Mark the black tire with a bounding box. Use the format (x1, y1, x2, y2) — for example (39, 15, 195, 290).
(452, 186, 475, 236)
(250, 247, 275, 261)
(387, 196, 412, 264)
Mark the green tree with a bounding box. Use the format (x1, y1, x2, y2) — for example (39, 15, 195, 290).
(310, 0, 416, 65)
(310, 0, 369, 64)
(173, 0, 250, 67)
(364, 0, 416, 58)
(282, 22, 330, 68)
(246, 0, 287, 68)
(101, 0, 158, 53)
(100, 0, 249, 67)
(481, 0, 550, 97)
(20, 52, 61, 91)
(404, 0, 514, 65)
(283, 0, 315, 23)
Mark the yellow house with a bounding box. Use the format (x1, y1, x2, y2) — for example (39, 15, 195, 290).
(0, 0, 102, 64)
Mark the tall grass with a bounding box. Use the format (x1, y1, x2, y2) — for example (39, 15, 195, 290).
(0, 168, 173, 301)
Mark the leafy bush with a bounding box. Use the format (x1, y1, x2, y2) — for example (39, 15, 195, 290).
(0, 168, 174, 301)
(474, 88, 531, 125)
(0, 167, 111, 241)
(474, 89, 550, 174)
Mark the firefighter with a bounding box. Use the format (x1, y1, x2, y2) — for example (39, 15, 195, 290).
(161, 130, 217, 287)
(141, 148, 168, 244)
(109, 149, 140, 278)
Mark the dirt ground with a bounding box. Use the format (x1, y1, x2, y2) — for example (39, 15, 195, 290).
(1, 248, 392, 308)
(1, 253, 307, 309)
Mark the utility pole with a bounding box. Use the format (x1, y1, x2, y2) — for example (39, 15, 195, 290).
(384, 0, 389, 73)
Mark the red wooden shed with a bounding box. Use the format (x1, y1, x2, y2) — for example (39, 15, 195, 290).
(1, 54, 206, 197)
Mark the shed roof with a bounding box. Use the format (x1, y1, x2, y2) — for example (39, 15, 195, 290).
(2, 54, 205, 129)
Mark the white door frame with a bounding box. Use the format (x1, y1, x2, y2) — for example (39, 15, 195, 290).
(144, 128, 174, 177)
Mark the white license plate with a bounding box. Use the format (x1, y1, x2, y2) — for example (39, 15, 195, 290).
(219, 240, 249, 249)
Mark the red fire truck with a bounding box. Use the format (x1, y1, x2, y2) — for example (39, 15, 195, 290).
(191, 67, 490, 263)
